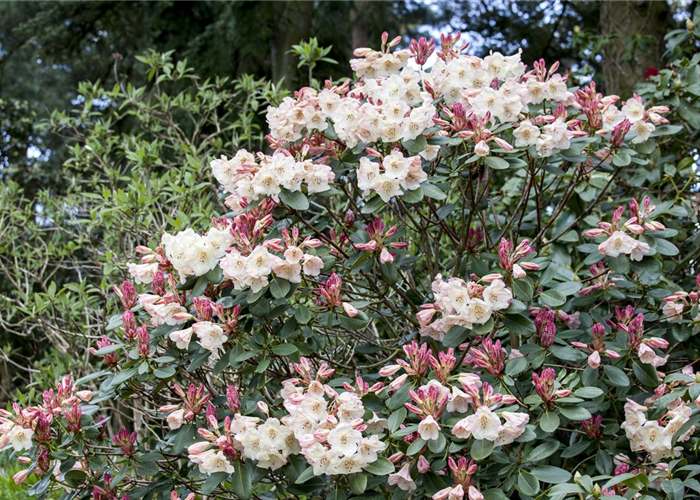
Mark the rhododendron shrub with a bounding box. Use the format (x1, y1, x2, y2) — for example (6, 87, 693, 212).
(4, 28, 700, 500)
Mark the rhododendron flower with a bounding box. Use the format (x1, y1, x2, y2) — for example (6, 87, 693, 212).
(418, 415, 441, 441)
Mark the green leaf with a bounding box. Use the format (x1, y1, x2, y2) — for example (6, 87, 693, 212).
(540, 289, 567, 307)
(388, 408, 407, 433)
(202, 472, 229, 494)
(111, 366, 138, 386)
(525, 441, 560, 462)
(231, 463, 252, 499)
(338, 313, 369, 330)
(559, 406, 592, 421)
(361, 195, 386, 214)
(655, 238, 679, 256)
(406, 437, 426, 456)
(422, 183, 447, 200)
(603, 472, 649, 491)
(517, 471, 540, 496)
(327, 487, 346, 500)
(402, 135, 428, 154)
(428, 432, 447, 453)
(272, 343, 299, 356)
(633, 361, 659, 387)
(172, 424, 196, 454)
(270, 279, 290, 298)
(560, 441, 590, 458)
(93, 343, 123, 355)
(295, 306, 313, 324)
(501, 314, 536, 334)
(539, 412, 560, 433)
(531, 466, 571, 484)
(363, 457, 395, 475)
(442, 326, 470, 347)
(192, 275, 209, 298)
(661, 478, 685, 500)
(512, 278, 534, 301)
(505, 357, 528, 376)
(485, 156, 510, 170)
(279, 189, 309, 210)
(380, 262, 399, 285)
(470, 439, 494, 460)
(401, 186, 424, 204)
(295, 466, 316, 484)
(604, 365, 630, 387)
(595, 448, 613, 475)
(574, 387, 604, 399)
(349, 473, 368, 494)
(153, 366, 176, 379)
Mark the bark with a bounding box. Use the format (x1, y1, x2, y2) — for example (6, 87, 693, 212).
(351, 0, 370, 50)
(600, 0, 671, 96)
(270, 1, 315, 90)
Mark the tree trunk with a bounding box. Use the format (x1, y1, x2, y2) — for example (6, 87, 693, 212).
(351, 0, 370, 50)
(600, 0, 670, 96)
(270, 1, 314, 90)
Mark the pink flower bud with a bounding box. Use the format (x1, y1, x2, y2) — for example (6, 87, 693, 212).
(297, 434, 316, 448)
(474, 140, 490, 157)
(379, 365, 402, 377)
(605, 349, 621, 359)
(587, 351, 601, 369)
(354, 241, 377, 251)
(644, 337, 669, 349)
(74, 390, 93, 402)
(626, 224, 644, 235)
(416, 307, 437, 325)
(555, 389, 572, 398)
(481, 273, 504, 282)
(448, 485, 465, 500)
(390, 374, 409, 390)
(585, 228, 605, 237)
(187, 441, 210, 455)
(313, 429, 330, 442)
(171, 312, 194, 321)
(519, 262, 540, 271)
(433, 487, 452, 500)
(388, 452, 405, 463)
(512, 264, 526, 278)
(467, 487, 484, 500)
(342, 302, 359, 317)
(196, 428, 216, 441)
(492, 137, 513, 151)
(13, 469, 29, 485)
(418, 455, 431, 473)
(159, 405, 179, 413)
(257, 401, 269, 415)
(380, 247, 395, 264)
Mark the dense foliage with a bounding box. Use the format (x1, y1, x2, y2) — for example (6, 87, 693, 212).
(3, 7, 700, 500)
(0, 52, 284, 397)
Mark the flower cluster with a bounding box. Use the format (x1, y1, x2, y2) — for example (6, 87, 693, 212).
(452, 381, 529, 445)
(211, 149, 335, 212)
(220, 226, 324, 293)
(357, 149, 427, 201)
(662, 275, 700, 323)
(186, 359, 387, 477)
(417, 274, 513, 341)
(586, 197, 664, 261)
(622, 398, 693, 463)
